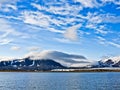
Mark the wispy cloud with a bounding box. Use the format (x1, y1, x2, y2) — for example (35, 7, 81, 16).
(0, 18, 36, 47)
(21, 11, 50, 27)
(21, 10, 65, 33)
(0, 38, 13, 45)
(0, 18, 22, 37)
(103, 15, 120, 23)
(108, 42, 120, 48)
(97, 36, 120, 48)
(0, 0, 18, 12)
(0, 0, 119, 60)
(74, 0, 100, 8)
(101, 0, 120, 5)
(20, 1, 119, 40)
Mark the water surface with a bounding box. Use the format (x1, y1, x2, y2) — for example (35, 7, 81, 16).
(0, 72, 120, 90)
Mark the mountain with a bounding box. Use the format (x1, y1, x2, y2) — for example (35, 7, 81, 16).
(0, 51, 100, 71)
(0, 57, 65, 71)
(26, 50, 92, 67)
(98, 56, 120, 67)
(1, 51, 120, 71)
(0, 55, 120, 71)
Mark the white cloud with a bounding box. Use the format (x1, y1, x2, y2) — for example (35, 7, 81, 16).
(6, 4, 17, 10)
(103, 15, 120, 23)
(21, 9, 81, 34)
(64, 24, 81, 41)
(96, 28, 108, 34)
(25, 50, 90, 67)
(97, 36, 106, 41)
(0, 0, 18, 12)
(87, 13, 102, 24)
(0, 15, 21, 20)
(99, 30, 108, 35)
(74, 0, 99, 8)
(31, 3, 82, 16)
(31, 3, 44, 10)
(97, 36, 120, 48)
(108, 42, 120, 48)
(10, 46, 21, 51)
(86, 12, 120, 26)
(22, 11, 50, 27)
(100, 0, 120, 10)
(101, 0, 120, 4)
(116, 7, 120, 9)
(85, 12, 111, 35)
(31, 3, 83, 27)
(86, 22, 96, 28)
(0, 0, 119, 49)
(47, 27, 65, 33)
(21, 11, 65, 33)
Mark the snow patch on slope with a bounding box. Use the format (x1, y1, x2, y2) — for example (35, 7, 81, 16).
(101, 56, 120, 63)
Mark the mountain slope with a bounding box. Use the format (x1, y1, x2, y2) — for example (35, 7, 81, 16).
(99, 56, 120, 67)
(0, 57, 65, 71)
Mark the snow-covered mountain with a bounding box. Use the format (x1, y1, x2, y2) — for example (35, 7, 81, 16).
(99, 56, 120, 67)
(1, 50, 119, 71)
(0, 58, 65, 71)
(0, 50, 94, 71)
(25, 50, 93, 67)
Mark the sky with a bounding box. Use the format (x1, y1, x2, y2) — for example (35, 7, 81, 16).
(0, 0, 120, 61)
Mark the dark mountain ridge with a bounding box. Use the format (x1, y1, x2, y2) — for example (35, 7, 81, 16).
(0, 57, 65, 71)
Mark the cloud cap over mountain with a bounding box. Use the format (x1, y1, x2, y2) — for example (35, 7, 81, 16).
(25, 50, 92, 67)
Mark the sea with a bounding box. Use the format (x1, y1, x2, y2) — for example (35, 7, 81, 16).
(0, 72, 120, 90)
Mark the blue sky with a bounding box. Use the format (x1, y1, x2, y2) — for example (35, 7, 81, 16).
(0, 0, 120, 60)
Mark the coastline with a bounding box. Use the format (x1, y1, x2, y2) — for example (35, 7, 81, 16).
(0, 68, 120, 72)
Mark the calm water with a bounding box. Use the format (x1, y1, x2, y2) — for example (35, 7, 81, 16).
(0, 72, 120, 90)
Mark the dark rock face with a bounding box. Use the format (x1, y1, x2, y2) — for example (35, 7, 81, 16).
(99, 59, 114, 67)
(105, 59, 114, 65)
(98, 59, 120, 67)
(112, 61, 120, 67)
(0, 58, 65, 71)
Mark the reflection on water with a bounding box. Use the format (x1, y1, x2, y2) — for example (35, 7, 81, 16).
(0, 72, 120, 90)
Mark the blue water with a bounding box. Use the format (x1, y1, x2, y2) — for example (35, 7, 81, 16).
(0, 72, 120, 90)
